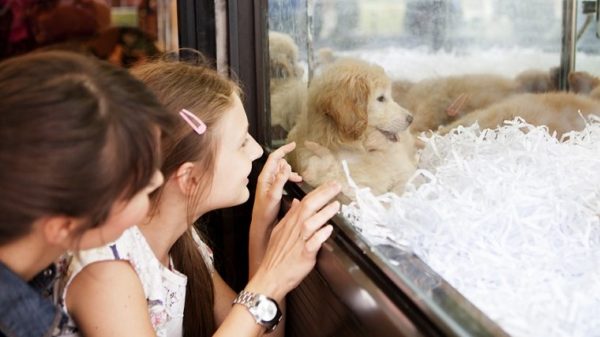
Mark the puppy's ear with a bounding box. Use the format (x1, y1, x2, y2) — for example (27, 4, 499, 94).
(516, 68, 559, 93)
(320, 75, 369, 141)
(569, 71, 600, 94)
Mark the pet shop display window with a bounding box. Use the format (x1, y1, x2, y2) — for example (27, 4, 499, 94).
(266, 1, 600, 337)
(0, 0, 177, 67)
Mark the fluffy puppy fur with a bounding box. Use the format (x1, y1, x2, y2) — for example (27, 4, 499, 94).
(394, 74, 519, 134)
(569, 71, 600, 99)
(269, 31, 307, 133)
(440, 92, 600, 137)
(393, 68, 559, 135)
(439, 70, 600, 136)
(287, 58, 417, 197)
(515, 67, 559, 93)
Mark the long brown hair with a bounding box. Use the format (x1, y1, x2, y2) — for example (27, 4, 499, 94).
(131, 57, 240, 337)
(0, 51, 173, 244)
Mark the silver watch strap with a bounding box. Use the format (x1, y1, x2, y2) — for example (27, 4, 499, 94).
(233, 289, 282, 333)
(232, 289, 256, 307)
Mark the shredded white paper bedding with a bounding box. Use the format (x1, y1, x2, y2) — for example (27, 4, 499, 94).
(341, 117, 600, 337)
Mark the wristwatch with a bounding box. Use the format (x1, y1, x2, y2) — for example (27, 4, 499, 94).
(233, 290, 282, 333)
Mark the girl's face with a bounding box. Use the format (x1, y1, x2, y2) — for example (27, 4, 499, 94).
(77, 169, 164, 249)
(206, 94, 263, 210)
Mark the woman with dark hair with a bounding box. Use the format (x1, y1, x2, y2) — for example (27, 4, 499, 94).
(0, 50, 173, 337)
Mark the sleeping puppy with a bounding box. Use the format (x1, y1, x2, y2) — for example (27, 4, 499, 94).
(269, 31, 307, 134)
(440, 71, 600, 136)
(398, 73, 519, 135)
(393, 68, 559, 135)
(439, 91, 600, 137)
(287, 58, 418, 197)
(569, 71, 600, 100)
(515, 67, 559, 93)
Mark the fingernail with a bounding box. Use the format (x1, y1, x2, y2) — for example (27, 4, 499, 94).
(323, 225, 334, 238)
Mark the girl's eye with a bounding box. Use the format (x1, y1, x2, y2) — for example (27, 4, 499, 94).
(377, 95, 385, 102)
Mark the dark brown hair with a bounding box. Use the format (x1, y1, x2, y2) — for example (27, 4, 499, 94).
(0, 50, 173, 244)
(131, 57, 239, 337)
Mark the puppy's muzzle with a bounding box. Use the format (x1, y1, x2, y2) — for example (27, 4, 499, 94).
(376, 115, 413, 142)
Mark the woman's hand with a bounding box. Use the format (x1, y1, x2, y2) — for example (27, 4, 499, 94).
(251, 142, 302, 229)
(246, 181, 341, 302)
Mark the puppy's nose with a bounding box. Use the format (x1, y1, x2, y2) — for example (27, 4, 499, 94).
(406, 115, 413, 125)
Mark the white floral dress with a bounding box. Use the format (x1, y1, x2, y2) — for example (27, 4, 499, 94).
(55, 226, 214, 337)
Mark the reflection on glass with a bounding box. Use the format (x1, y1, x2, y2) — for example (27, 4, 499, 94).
(0, 0, 178, 67)
(267, 1, 600, 337)
(268, 0, 309, 143)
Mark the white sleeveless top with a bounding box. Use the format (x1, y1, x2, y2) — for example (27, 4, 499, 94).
(56, 226, 214, 337)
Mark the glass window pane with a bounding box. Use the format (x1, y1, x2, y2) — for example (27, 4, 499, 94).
(267, 1, 600, 336)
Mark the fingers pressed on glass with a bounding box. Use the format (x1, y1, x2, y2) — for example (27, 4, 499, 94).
(297, 181, 341, 217)
(289, 171, 303, 182)
(299, 201, 340, 240)
(260, 144, 294, 182)
(305, 225, 334, 253)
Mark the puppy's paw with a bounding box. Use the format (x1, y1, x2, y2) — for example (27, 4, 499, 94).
(302, 142, 341, 187)
(304, 141, 333, 158)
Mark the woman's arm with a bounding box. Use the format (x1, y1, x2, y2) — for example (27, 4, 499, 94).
(66, 261, 156, 337)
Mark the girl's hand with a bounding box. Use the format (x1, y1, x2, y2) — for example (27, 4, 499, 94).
(246, 181, 342, 301)
(251, 142, 302, 229)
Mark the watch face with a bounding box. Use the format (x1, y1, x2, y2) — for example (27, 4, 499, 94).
(255, 299, 278, 321)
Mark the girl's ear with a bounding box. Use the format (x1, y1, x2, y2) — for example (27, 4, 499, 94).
(175, 162, 199, 195)
(41, 216, 79, 248)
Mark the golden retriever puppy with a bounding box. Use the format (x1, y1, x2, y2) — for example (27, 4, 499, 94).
(569, 71, 600, 99)
(287, 58, 417, 197)
(269, 31, 307, 134)
(515, 67, 559, 93)
(395, 74, 519, 134)
(269, 31, 302, 80)
(440, 92, 600, 137)
(393, 68, 559, 135)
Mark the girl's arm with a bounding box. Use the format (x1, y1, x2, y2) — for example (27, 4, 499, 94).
(245, 143, 302, 336)
(66, 261, 156, 337)
(69, 261, 269, 337)
(212, 271, 236, 325)
(249, 142, 301, 278)
(214, 181, 340, 336)
(213, 270, 288, 337)
(68, 181, 339, 337)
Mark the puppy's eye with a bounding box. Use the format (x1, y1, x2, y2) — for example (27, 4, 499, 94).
(377, 95, 385, 102)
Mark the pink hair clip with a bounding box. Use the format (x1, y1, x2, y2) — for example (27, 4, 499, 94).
(179, 109, 207, 135)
